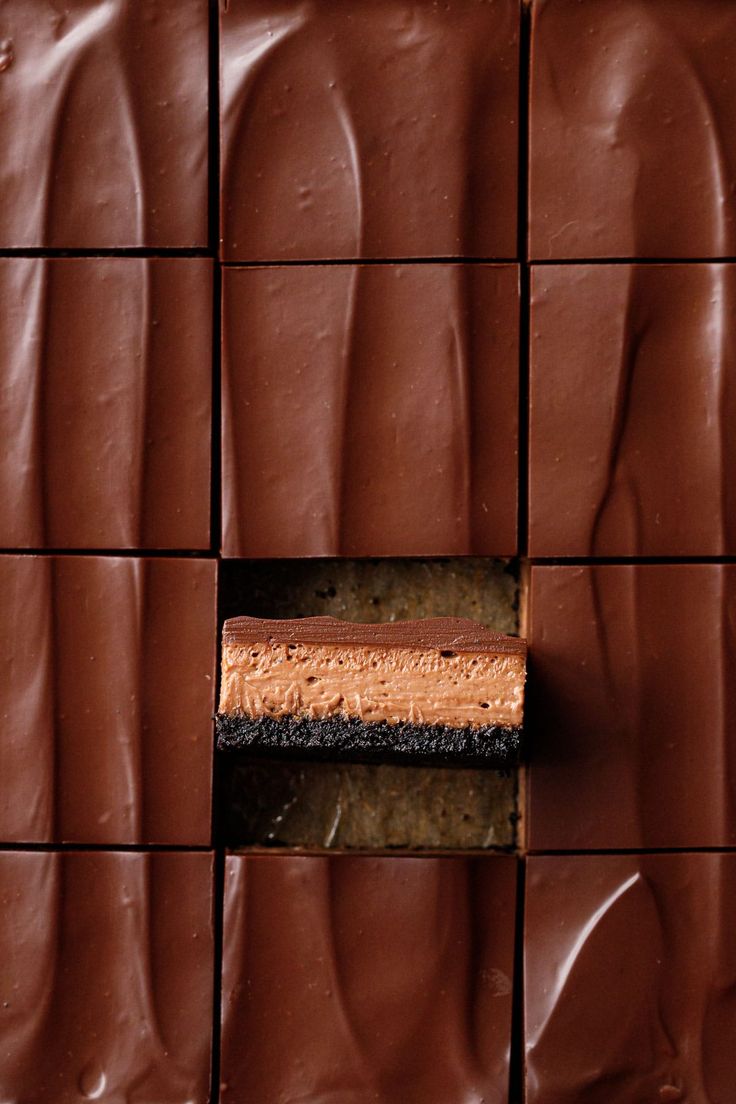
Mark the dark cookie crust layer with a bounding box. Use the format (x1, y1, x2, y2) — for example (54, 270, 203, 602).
(217, 713, 521, 768)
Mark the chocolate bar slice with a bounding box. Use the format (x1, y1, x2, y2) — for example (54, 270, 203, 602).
(0, 554, 216, 846)
(221, 853, 517, 1103)
(217, 616, 525, 766)
(0, 850, 213, 1102)
(525, 852, 736, 1102)
(220, 0, 520, 262)
(221, 264, 519, 559)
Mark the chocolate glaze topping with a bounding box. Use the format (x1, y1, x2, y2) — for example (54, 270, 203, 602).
(222, 614, 526, 655)
(528, 565, 736, 850)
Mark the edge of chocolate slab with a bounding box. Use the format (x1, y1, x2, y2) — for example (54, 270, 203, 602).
(216, 713, 522, 769)
(222, 615, 526, 657)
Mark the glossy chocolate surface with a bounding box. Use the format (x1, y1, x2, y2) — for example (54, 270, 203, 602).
(0, 555, 216, 845)
(221, 854, 517, 1104)
(223, 615, 525, 654)
(0, 850, 213, 1103)
(530, 0, 736, 259)
(222, 265, 519, 557)
(528, 565, 736, 850)
(526, 853, 736, 1103)
(529, 264, 736, 556)
(220, 0, 519, 262)
(0, 258, 212, 550)
(0, 0, 208, 248)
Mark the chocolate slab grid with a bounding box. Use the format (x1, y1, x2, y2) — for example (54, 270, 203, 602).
(2, 1, 736, 1103)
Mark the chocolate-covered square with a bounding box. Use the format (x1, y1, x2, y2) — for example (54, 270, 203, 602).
(0, 259, 212, 550)
(528, 565, 736, 850)
(222, 264, 519, 557)
(0, 555, 216, 845)
(221, 854, 517, 1104)
(0, 850, 213, 1102)
(0, 0, 209, 248)
(220, 0, 519, 261)
(529, 264, 736, 557)
(525, 853, 736, 1102)
(529, 0, 736, 259)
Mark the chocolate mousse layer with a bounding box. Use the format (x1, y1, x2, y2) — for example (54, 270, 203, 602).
(217, 616, 526, 766)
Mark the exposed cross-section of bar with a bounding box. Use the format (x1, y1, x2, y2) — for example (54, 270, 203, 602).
(217, 616, 525, 767)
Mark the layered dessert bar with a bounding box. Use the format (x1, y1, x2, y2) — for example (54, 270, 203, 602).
(217, 616, 525, 767)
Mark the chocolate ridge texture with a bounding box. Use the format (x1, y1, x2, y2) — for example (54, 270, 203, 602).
(529, 263, 736, 557)
(528, 564, 736, 850)
(0, 257, 212, 550)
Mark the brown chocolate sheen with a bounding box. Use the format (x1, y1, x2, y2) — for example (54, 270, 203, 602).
(0, 259, 212, 550)
(530, 0, 736, 259)
(0, 850, 213, 1102)
(220, 0, 519, 261)
(221, 854, 517, 1104)
(222, 615, 526, 655)
(528, 566, 736, 850)
(0, 0, 208, 248)
(0, 556, 216, 845)
(222, 265, 519, 557)
(529, 264, 736, 556)
(526, 853, 736, 1102)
